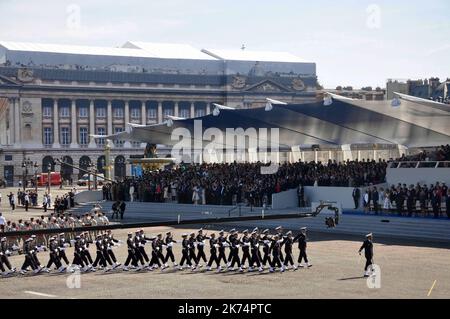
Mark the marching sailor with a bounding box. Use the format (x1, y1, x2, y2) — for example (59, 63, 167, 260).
(359, 233, 374, 277)
(269, 235, 284, 273)
(179, 233, 193, 270)
(283, 231, 295, 270)
(0, 237, 16, 276)
(123, 232, 138, 271)
(149, 233, 166, 270)
(104, 230, 121, 270)
(217, 230, 228, 268)
(240, 229, 251, 269)
(249, 231, 263, 272)
(58, 233, 71, 267)
(188, 232, 199, 269)
(206, 233, 220, 271)
(261, 229, 272, 268)
(46, 237, 66, 273)
(275, 226, 285, 263)
(163, 231, 177, 267)
(227, 230, 243, 272)
(196, 228, 209, 266)
(92, 234, 108, 270)
(293, 227, 311, 268)
(20, 238, 39, 274)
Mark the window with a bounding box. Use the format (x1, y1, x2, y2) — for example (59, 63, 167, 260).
(113, 106, 124, 118)
(96, 106, 106, 118)
(130, 107, 141, 119)
(97, 127, 105, 145)
(147, 107, 157, 119)
(163, 108, 173, 119)
(114, 127, 124, 147)
(42, 106, 52, 118)
(61, 127, 70, 145)
(43, 127, 53, 145)
(79, 127, 88, 145)
(5, 155, 13, 161)
(195, 108, 205, 117)
(78, 106, 88, 118)
(179, 108, 190, 118)
(59, 106, 70, 118)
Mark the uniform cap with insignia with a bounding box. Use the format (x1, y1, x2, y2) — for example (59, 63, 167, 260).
(301, 227, 307, 231)
(75, 236, 80, 239)
(0, 237, 6, 242)
(128, 232, 132, 236)
(252, 227, 259, 232)
(59, 233, 65, 236)
(366, 233, 373, 238)
(166, 231, 171, 235)
(31, 235, 36, 238)
(26, 238, 33, 242)
(181, 233, 188, 237)
(198, 228, 203, 232)
(262, 229, 269, 234)
(49, 237, 55, 241)
(243, 229, 248, 233)
(286, 231, 292, 235)
(219, 230, 224, 234)
(275, 226, 282, 231)
(229, 228, 236, 233)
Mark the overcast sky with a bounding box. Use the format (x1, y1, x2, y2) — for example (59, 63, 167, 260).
(1, 0, 449, 88)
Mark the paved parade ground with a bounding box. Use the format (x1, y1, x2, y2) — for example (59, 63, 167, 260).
(1, 225, 449, 299)
(1, 187, 449, 299)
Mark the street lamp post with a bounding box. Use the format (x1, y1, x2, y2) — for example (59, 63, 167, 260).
(22, 162, 26, 191)
(34, 162, 38, 192)
(21, 158, 33, 191)
(47, 163, 51, 194)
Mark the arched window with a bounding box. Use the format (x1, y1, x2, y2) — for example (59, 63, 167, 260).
(79, 156, 91, 178)
(24, 124, 32, 141)
(97, 156, 106, 174)
(42, 156, 54, 173)
(60, 156, 73, 181)
(114, 155, 126, 179)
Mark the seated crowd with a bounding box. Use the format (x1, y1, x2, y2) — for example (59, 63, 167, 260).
(103, 160, 387, 207)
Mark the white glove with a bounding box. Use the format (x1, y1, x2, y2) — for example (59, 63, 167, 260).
(214, 244, 219, 248)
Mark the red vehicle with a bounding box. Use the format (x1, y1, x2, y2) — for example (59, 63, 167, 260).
(37, 172, 62, 186)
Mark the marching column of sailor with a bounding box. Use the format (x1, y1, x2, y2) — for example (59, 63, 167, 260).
(1, 226, 374, 277)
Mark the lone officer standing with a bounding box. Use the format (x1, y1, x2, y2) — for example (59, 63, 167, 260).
(359, 233, 374, 277)
(293, 227, 311, 268)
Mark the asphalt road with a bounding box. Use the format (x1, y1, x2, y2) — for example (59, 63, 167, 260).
(1, 226, 449, 299)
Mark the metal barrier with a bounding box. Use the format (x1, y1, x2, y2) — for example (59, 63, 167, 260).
(0, 211, 315, 238)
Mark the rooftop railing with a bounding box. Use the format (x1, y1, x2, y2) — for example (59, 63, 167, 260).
(388, 161, 450, 169)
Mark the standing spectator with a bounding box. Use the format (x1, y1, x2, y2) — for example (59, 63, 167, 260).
(352, 187, 360, 209)
(7, 192, 15, 211)
(372, 187, 379, 215)
(0, 213, 6, 232)
(363, 190, 369, 213)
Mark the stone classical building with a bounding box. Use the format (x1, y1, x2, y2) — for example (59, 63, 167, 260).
(0, 41, 317, 186)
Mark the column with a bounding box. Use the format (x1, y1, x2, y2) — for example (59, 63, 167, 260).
(141, 101, 146, 125)
(70, 99, 78, 148)
(107, 100, 113, 135)
(174, 101, 179, 117)
(13, 98, 21, 148)
(88, 100, 96, 148)
(206, 103, 211, 115)
(52, 99, 60, 148)
(123, 100, 131, 148)
(8, 98, 15, 145)
(190, 102, 195, 118)
(157, 101, 163, 123)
